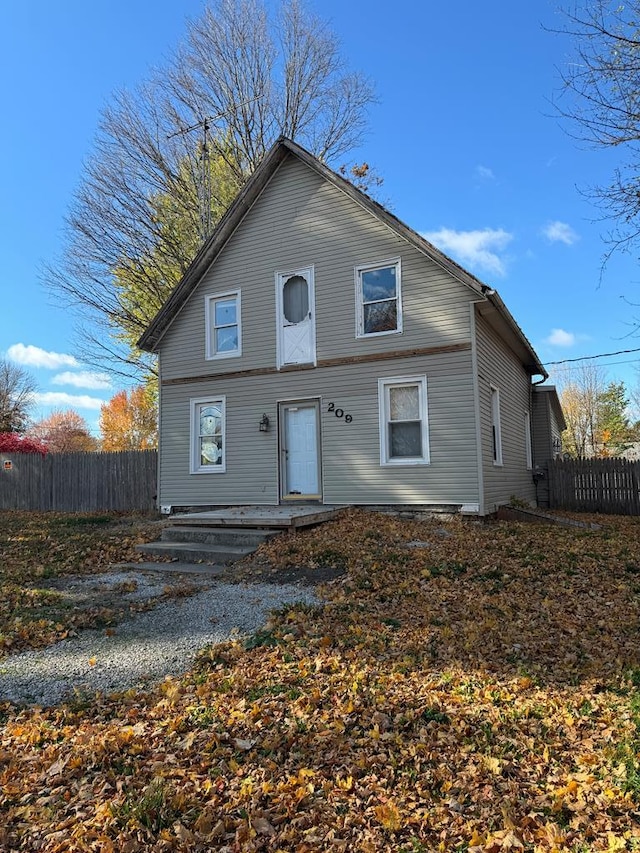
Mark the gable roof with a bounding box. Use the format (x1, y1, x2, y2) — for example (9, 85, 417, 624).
(137, 137, 547, 378)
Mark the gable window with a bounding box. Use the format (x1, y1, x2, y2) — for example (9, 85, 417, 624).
(205, 291, 241, 359)
(378, 376, 429, 465)
(356, 259, 402, 337)
(190, 397, 225, 473)
(491, 386, 503, 466)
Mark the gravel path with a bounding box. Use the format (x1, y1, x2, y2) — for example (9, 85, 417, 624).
(0, 576, 319, 707)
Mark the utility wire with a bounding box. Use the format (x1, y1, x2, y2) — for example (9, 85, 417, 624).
(543, 346, 640, 366)
(551, 357, 640, 371)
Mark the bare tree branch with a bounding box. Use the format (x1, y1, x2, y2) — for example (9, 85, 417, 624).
(555, 2, 640, 257)
(0, 359, 37, 434)
(43, 0, 376, 381)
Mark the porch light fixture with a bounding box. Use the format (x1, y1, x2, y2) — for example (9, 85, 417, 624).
(259, 413, 270, 432)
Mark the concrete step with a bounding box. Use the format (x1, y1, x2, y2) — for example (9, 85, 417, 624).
(135, 541, 253, 564)
(161, 525, 278, 548)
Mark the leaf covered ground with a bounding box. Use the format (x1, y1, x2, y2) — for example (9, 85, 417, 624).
(0, 512, 164, 655)
(1, 508, 640, 851)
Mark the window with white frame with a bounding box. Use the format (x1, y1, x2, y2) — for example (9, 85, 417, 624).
(190, 397, 225, 473)
(491, 386, 503, 465)
(524, 412, 532, 469)
(356, 260, 402, 337)
(205, 291, 241, 359)
(378, 376, 430, 465)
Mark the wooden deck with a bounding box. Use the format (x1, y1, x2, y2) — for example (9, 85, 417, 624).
(169, 505, 346, 530)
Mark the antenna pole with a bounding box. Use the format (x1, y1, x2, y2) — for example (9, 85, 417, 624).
(198, 118, 212, 241)
(166, 96, 263, 242)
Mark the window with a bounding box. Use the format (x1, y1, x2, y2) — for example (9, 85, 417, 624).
(378, 376, 429, 465)
(356, 259, 402, 337)
(190, 397, 225, 473)
(205, 291, 241, 359)
(282, 275, 309, 323)
(491, 386, 503, 465)
(524, 412, 532, 469)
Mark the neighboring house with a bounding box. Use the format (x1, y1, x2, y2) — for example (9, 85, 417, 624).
(621, 443, 640, 462)
(139, 137, 563, 516)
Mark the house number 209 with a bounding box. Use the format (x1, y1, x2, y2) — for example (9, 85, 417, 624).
(327, 402, 352, 423)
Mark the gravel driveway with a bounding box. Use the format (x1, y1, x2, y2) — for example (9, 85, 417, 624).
(0, 569, 319, 707)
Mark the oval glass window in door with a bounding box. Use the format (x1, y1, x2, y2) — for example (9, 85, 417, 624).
(283, 275, 309, 324)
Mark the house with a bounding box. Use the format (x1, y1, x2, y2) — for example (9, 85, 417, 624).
(138, 137, 563, 516)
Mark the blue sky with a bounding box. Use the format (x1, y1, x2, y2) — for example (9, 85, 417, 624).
(3, 0, 640, 434)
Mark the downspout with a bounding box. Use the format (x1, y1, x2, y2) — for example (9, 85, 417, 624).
(469, 302, 485, 516)
(530, 372, 548, 508)
(156, 352, 163, 513)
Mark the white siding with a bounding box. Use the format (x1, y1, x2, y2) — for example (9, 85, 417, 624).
(158, 154, 477, 381)
(158, 350, 479, 508)
(475, 310, 536, 511)
(532, 390, 551, 465)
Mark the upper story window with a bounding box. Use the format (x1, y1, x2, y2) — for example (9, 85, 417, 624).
(205, 290, 241, 360)
(356, 259, 402, 338)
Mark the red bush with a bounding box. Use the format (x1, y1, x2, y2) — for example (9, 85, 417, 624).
(0, 433, 48, 455)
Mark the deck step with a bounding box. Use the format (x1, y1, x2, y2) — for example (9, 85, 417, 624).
(135, 541, 254, 564)
(169, 505, 344, 529)
(138, 506, 345, 565)
(161, 525, 278, 547)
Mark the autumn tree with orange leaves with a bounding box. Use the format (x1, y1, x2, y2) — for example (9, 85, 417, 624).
(28, 409, 97, 453)
(99, 387, 157, 451)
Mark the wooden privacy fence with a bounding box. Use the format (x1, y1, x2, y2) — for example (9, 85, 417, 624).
(548, 457, 640, 515)
(0, 451, 158, 512)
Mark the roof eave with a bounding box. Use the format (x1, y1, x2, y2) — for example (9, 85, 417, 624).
(485, 290, 548, 380)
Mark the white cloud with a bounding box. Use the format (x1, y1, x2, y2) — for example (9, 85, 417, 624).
(33, 392, 105, 411)
(475, 165, 495, 181)
(422, 227, 513, 277)
(542, 221, 579, 246)
(52, 371, 112, 390)
(7, 343, 80, 370)
(545, 328, 576, 347)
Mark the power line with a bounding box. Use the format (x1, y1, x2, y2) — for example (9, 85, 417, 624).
(543, 346, 640, 366)
(549, 357, 640, 371)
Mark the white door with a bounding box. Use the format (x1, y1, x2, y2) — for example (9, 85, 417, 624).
(280, 402, 321, 499)
(276, 268, 315, 367)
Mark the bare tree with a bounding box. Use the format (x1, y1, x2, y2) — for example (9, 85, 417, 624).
(629, 367, 640, 423)
(0, 359, 37, 434)
(44, 0, 376, 381)
(555, 362, 636, 456)
(556, 2, 640, 262)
